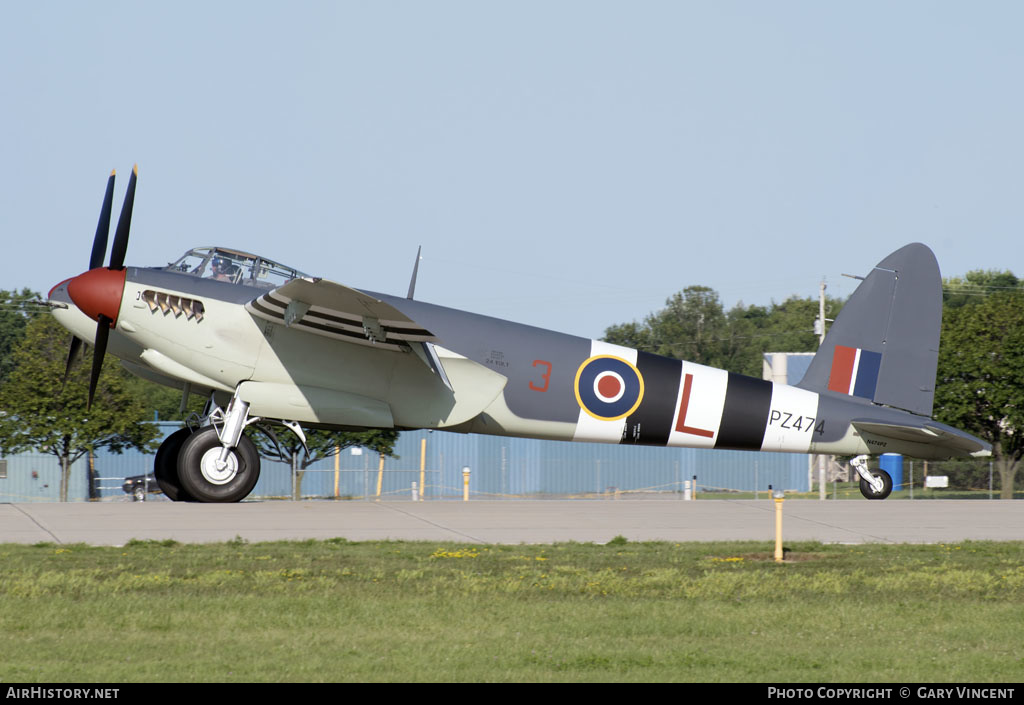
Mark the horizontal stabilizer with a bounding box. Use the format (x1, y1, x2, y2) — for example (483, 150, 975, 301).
(852, 419, 991, 458)
(246, 278, 436, 351)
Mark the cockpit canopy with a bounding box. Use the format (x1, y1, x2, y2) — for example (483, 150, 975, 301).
(164, 247, 310, 289)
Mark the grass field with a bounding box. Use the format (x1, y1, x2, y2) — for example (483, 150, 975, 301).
(1, 538, 1023, 682)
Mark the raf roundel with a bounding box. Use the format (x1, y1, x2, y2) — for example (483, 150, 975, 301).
(574, 355, 645, 421)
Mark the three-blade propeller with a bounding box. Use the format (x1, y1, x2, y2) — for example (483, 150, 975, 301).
(64, 166, 136, 409)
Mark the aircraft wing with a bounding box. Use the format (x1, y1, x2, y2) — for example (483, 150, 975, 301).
(245, 278, 506, 428)
(245, 277, 436, 352)
(851, 419, 992, 458)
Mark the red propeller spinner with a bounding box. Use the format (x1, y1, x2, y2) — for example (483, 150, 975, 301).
(61, 165, 137, 408)
(66, 267, 126, 327)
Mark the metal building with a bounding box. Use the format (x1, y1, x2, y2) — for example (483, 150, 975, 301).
(0, 422, 811, 502)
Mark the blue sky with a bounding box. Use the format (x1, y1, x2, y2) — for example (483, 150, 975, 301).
(3, 2, 1022, 338)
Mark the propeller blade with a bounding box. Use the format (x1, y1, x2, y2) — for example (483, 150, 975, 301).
(87, 316, 112, 410)
(89, 170, 116, 270)
(108, 165, 137, 270)
(62, 336, 83, 391)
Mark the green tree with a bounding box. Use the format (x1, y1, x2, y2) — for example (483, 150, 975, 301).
(943, 270, 1021, 309)
(605, 286, 737, 367)
(2, 287, 193, 422)
(601, 320, 651, 353)
(251, 427, 399, 499)
(0, 288, 43, 383)
(121, 374, 206, 422)
(724, 296, 842, 377)
(651, 286, 732, 366)
(0, 316, 160, 501)
(934, 291, 1024, 499)
(604, 285, 843, 377)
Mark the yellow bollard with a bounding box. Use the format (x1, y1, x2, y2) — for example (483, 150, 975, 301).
(420, 438, 427, 501)
(334, 445, 340, 498)
(773, 490, 785, 563)
(375, 455, 384, 500)
(462, 466, 471, 501)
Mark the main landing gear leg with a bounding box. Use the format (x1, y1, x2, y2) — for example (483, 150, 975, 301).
(173, 390, 263, 503)
(852, 454, 893, 500)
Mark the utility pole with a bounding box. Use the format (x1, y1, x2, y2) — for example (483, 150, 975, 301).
(816, 278, 827, 345)
(817, 277, 828, 498)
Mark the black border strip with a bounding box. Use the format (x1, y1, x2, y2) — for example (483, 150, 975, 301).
(623, 352, 682, 446)
(714, 373, 773, 451)
(261, 293, 434, 338)
(249, 300, 392, 347)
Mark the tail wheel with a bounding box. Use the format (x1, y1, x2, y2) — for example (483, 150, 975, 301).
(176, 426, 260, 503)
(859, 469, 893, 500)
(154, 427, 196, 502)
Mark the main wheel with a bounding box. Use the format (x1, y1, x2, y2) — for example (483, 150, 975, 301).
(154, 428, 196, 502)
(176, 427, 260, 503)
(859, 469, 893, 500)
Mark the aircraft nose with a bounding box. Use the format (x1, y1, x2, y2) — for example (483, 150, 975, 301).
(48, 277, 73, 304)
(66, 268, 127, 327)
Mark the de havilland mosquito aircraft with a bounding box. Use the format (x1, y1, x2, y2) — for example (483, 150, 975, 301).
(48, 167, 990, 502)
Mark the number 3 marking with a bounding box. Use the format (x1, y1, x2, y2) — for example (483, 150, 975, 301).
(529, 360, 552, 392)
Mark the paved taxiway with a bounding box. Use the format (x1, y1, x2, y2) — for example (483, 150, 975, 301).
(1, 499, 1021, 545)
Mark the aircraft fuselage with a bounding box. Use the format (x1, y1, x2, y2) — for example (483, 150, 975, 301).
(49, 262, 976, 461)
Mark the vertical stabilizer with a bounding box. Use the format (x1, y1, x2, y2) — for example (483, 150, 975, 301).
(797, 243, 941, 417)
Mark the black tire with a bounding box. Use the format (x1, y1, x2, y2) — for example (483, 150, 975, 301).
(132, 485, 146, 502)
(859, 469, 893, 500)
(154, 428, 196, 502)
(176, 427, 260, 503)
